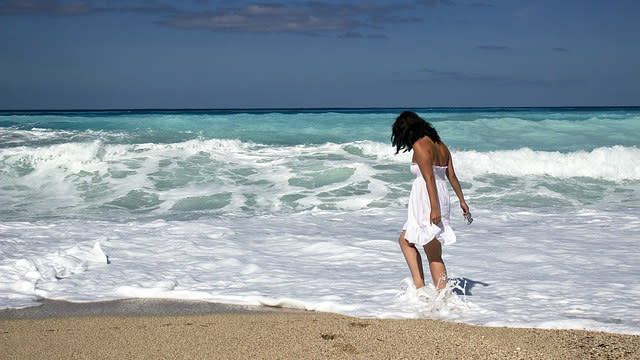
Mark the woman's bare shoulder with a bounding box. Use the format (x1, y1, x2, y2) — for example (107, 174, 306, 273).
(413, 137, 433, 155)
(440, 142, 451, 155)
(433, 142, 450, 165)
(413, 136, 434, 149)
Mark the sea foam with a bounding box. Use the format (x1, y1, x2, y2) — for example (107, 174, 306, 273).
(0, 207, 638, 334)
(1, 108, 639, 335)
(454, 146, 640, 181)
(0, 240, 108, 308)
(1, 140, 638, 221)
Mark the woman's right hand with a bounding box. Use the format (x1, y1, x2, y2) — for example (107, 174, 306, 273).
(430, 207, 441, 225)
(460, 201, 470, 216)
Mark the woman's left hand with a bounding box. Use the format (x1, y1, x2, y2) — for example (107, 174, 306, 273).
(460, 201, 469, 215)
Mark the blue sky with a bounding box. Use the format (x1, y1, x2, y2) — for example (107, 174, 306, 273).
(1, 0, 638, 109)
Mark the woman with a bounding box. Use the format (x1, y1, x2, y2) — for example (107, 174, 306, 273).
(391, 111, 469, 295)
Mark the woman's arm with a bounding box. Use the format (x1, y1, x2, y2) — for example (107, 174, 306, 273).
(445, 146, 470, 215)
(413, 138, 441, 224)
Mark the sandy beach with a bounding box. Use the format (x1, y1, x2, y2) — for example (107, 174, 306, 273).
(1, 300, 638, 360)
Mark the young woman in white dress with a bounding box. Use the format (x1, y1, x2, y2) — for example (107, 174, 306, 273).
(391, 111, 470, 292)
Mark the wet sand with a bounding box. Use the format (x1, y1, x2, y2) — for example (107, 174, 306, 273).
(1, 299, 639, 359)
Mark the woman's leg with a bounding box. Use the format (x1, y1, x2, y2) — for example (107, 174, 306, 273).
(397, 230, 426, 289)
(423, 238, 448, 290)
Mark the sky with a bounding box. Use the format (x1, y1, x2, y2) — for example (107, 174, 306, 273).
(1, 0, 639, 109)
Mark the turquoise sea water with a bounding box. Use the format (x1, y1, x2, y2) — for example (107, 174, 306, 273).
(1, 108, 639, 333)
(1, 107, 638, 221)
(2, 107, 639, 150)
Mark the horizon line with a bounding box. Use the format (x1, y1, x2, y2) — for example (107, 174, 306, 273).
(1, 105, 639, 112)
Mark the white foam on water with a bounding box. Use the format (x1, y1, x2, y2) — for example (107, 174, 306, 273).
(0, 128, 74, 147)
(354, 141, 640, 181)
(1, 207, 638, 334)
(2, 139, 638, 221)
(6, 140, 638, 186)
(454, 146, 640, 181)
(0, 235, 108, 309)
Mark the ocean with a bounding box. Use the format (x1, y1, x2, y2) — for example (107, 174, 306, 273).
(1, 107, 639, 334)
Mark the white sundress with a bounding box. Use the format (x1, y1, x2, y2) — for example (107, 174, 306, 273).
(402, 163, 456, 247)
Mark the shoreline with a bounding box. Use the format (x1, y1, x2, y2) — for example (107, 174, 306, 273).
(2, 300, 639, 359)
(0, 298, 299, 320)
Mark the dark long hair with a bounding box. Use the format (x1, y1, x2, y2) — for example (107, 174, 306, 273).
(391, 111, 441, 154)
